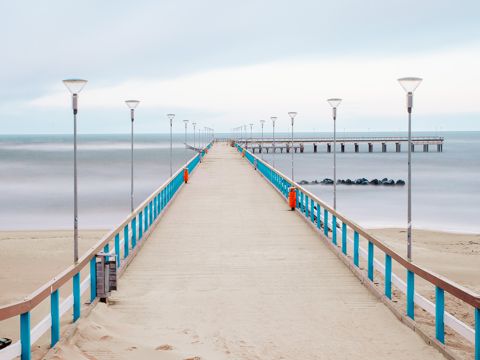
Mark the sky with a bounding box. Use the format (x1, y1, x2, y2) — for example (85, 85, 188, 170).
(1, 0, 480, 134)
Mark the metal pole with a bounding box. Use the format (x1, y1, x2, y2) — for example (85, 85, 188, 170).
(261, 123, 264, 160)
(184, 121, 187, 162)
(170, 118, 172, 177)
(291, 119, 294, 181)
(73, 99, 78, 263)
(131, 109, 134, 212)
(407, 93, 412, 261)
(333, 108, 337, 210)
(273, 120, 276, 168)
(193, 124, 196, 149)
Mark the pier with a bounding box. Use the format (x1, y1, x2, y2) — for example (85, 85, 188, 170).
(238, 136, 444, 153)
(0, 142, 478, 360)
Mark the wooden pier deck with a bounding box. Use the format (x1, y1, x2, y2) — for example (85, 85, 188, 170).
(47, 144, 444, 359)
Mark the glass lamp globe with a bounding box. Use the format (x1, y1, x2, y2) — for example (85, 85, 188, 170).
(327, 98, 342, 108)
(167, 114, 175, 120)
(270, 116, 277, 123)
(63, 79, 87, 94)
(288, 112, 297, 119)
(398, 77, 423, 93)
(125, 100, 140, 109)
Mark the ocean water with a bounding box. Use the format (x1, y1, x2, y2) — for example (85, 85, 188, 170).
(0, 134, 206, 230)
(0, 132, 479, 233)
(259, 131, 480, 233)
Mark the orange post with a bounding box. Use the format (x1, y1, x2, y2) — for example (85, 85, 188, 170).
(183, 168, 189, 183)
(242, 149, 246, 158)
(288, 187, 296, 210)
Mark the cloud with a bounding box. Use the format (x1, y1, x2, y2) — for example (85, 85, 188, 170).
(27, 44, 480, 131)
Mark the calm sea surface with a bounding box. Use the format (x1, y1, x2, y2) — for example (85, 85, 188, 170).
(0, 131, 479, 233)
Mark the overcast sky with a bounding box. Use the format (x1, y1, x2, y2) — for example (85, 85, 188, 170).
(1, 0, 479, 134)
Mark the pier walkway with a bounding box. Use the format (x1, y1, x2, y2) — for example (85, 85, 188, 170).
(48, 144, 443, 359)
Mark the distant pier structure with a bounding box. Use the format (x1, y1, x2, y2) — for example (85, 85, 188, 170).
(237, 136, 444, 154)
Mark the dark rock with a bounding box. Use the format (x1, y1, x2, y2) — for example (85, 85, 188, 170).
(383, 179, 395, 185)
(321, 178, 334, 185)
(370, 179, 380, 185)
(299, 180, 309, 185)
(345, 179, 353, 185)
(396, 180, 406, 185)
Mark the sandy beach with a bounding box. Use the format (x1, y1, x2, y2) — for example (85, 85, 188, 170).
(0, 224, 478, 359)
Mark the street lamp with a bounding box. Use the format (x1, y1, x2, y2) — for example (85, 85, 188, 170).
(271, 116, 277, 167)
(288, 112, 297, 181)
(398, 77, 422, 261)
(167, 114, 175, 177)
(327, 98, 342, 210)
(63, 78, 87, 263)
(125, 100, 140, 213)
(183, 120, 189, 161)
(259, 120, 266, 159)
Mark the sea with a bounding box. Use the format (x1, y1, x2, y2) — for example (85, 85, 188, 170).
(0, 131, 479, 233)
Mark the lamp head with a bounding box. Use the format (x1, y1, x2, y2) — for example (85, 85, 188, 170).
(63, 79, 87, 94)
(260, 120, 266, 125)
(398, 77, 422, 93)
(288, 112, 297, 120)
(125, 100, 140, 109)
(167, 113, 175, 120)
(270, 116, 277, 123)
(183, 119, 189, 124)
(327, 98, 342, 108)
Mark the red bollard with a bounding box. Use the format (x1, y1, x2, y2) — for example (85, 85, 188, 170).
(288, 187, 296, 210)
(183, 168, 189, 183)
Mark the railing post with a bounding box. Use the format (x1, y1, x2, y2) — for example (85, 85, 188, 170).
(296, 189, 300, 209)
(20, 311, 31, 360)
(385, 254, 392, 299)
(138, 211, 143, 240)
(89, 257, 96, 302)
(353, 231, 359, 267)
(132, 217, 137, 249)
(407, 270, 415, 319)
(144, 204, 148, 231)
(341, 222, 347, 255)
(368, 241, 374, 281)
(332, 216, 337, 245)
(316, 204, 321, 229)
(435, 286, 445, 344)
(310, 199, 314, 222)
(115, 233, 120, 268)
(323, 209, 329, 236)
(149, 200, 153, 225)
(103, 243, 109, 261)
(50, 289, 60, 347)
(475, 307, 479, 360)
(123, 224, 129, 258)
(73, 272, 80, 322)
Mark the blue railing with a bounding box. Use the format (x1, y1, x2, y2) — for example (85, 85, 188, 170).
(235, 143, 479, 359)
(0, 142, 212, 360)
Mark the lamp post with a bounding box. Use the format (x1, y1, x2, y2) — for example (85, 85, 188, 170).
(288, 112, 297, 181)
(183, 120, 189, 161)
(259, 120, 266, 159)
(125, 100, 140, 212)
(192, 122, 197, 149)
(327, 98, 342, 210)
(63, 79, 87, 263)
(167, 114, 175, 177)
(271, 116, 277, 167)
(398, 77, 422, 261)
